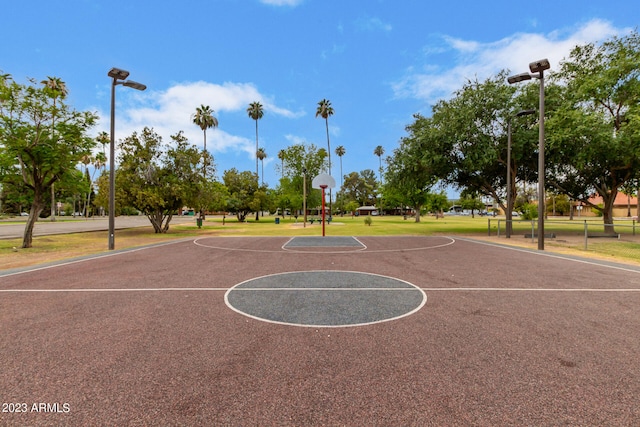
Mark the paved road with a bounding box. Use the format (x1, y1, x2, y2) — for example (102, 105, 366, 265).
(0, 215, 196, 239)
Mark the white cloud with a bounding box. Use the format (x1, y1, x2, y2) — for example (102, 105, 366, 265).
(284, 134, 307, 145)
(259, 0, 304, 6)
(321, 43, 347, 60)
(356, 16, 392, 32)
(94, 81, 302, 162)
(392, 19, 629, 106)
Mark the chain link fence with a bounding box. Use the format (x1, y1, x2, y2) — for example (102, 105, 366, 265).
(487, 218, 640, 263)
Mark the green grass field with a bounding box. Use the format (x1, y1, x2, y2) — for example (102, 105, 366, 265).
(188, 214, 490, 236)
(2, 214, 640, 270)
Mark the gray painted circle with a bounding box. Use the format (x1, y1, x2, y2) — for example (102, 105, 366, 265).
(224, 271, 426, 328)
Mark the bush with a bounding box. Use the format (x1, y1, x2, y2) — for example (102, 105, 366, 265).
(520, 203, 538, 220)
(364, 216, 372, 226)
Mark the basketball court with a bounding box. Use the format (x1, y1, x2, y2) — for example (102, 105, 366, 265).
(1, 236, 639, 425)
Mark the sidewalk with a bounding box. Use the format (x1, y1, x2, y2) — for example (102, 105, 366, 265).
(0, 215, 195, 239)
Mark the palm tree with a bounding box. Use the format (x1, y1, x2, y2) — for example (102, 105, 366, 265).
(335, 145, 346, 189)
(335, 145, 346, 215)
(374, 145, 385, 213)
(278, 149, 286, 179)
(42, 77, 68, 221)
(94, 152, 107, 173)
(247, 101, 264, 221)
(192, 105, 218, 177)
(96, 131, 110, 168)
(316, 99, 334, 174)
(257, 147, 267, 185)
(247, 102, 264, 178)
(374, 145, 385, 183)
(316, 99, 335, 214)
(42, 76, 68, 101)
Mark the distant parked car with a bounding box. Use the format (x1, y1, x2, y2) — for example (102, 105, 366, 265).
(20, 212, 28, 216)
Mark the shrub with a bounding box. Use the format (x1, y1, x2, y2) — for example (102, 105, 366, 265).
(364, 216, 372, 226)
(520, 203, 538, 220)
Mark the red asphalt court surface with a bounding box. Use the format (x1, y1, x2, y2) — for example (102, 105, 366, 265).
(1, 236, 639, 426)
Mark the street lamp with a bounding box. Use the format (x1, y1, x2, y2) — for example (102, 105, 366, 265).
(303, 167, 307, 228)
(508, 58, 550, 250)
(108, 67, 146, 250)
(506, 109, 535, 238)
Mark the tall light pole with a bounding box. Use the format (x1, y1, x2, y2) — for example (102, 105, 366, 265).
(108, 67, 146, 250)
(303, 167, 307, 228)
(508, 58, 550, 250)
(506, 109, 535, 238)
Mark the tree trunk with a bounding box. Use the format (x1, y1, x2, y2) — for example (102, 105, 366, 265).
(601, 191, 616, 234)
(148, 212, 163, 233)
(50, 184, 56, 222)
(22, 189, 45, 248)
(162, 213, 172, 233)
(414, 205, 421, 223)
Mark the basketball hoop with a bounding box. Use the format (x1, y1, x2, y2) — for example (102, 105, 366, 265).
(312, 174, 335, 236)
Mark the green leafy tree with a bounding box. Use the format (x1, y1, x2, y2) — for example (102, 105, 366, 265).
(546, 30, 640, 233)
(384, 118, 440, 222)
(431, 73, 539, 211)
(273, 180, 300, 218)
(277, 143, 328, 215)
(344, 200, 359, 215)
(547, 193, 571, 216)
(459, 191, 486, 217)
(426, 191, 450, 216)
(208, 181, 231, 214)
(116, 128, 203, 233)
(341, 170, 378, 206)
(222, 168, 264, 221)
(0, 73, 97, 247)
(93, 171, 111, 215)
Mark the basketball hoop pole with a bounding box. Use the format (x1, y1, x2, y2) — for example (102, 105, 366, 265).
(312, 173, 335, 237)
(320, 185, 327, 237)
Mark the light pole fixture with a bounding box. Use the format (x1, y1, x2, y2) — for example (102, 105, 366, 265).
(508, 58, 550, 250)
(303, 167, 307, 228)
(506, 109, 535, 238)
(108, 67, 146, 250)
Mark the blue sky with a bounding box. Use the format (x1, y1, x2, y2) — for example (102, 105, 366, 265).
(1, 0, 638, 197)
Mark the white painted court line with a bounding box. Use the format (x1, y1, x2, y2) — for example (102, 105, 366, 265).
(422, 287, 640, 292)
(230, 287, 420, 291)
(2, 287, 638, 293)
(0, 238, 192, 278)
(196, 235, 455, 254)
(455, 237, 640, 274)
(193, 237, 285, 253)
(0, 287, 230, 292)
(224, 270, 428, 329)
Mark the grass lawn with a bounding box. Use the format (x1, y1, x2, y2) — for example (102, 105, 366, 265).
(2, 214, 640, 270)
